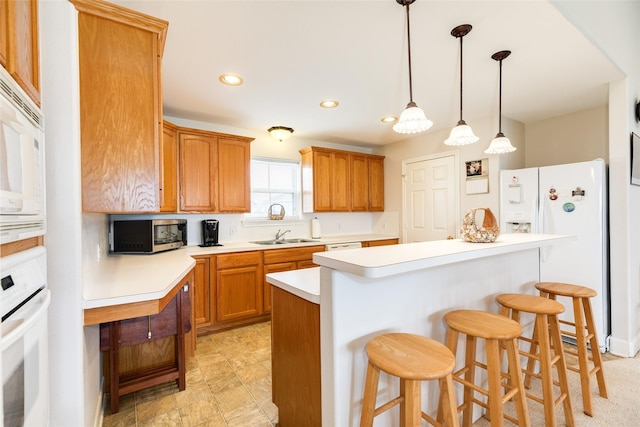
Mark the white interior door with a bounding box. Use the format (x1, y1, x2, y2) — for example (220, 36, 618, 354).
(403, 153, 458, 242)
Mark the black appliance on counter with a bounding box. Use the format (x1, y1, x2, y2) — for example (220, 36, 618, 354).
(200, 219, 222, 247)
(111, 219, 187, 254)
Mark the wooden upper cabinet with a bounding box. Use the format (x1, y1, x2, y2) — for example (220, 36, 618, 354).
(300, 146, 384, 213)
(218, 138, 251, 212)
(178, 127, 253, 213)
(71, 0, 168, 213)
(161, 121, 178, 212)
(179, 130, 218, 212)
(2, 0, 40, 106)
(300, 147, 350, 213)
(368, 156, 385, 211)
(350, 154, 369, 212)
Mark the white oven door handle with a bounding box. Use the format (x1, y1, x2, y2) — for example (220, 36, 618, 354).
(1, 289, 51, 350)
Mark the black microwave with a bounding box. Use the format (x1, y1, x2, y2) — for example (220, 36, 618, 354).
(111, 219, 187, 254)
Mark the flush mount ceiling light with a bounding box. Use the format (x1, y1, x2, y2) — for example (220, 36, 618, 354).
(381, 115, 398, 124)
(444, 24, 479, 146)
(485, 50, 517, 154)
(392, 0, 433, 135)
(320, 100, 339, 108)
(268, 126, 294, 142)
(218, 73, 243, 86)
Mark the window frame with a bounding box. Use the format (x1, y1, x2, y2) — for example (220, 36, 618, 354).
(247, 156, 302, 220)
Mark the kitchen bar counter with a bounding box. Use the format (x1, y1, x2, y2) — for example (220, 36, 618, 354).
(265, 233, 573, 426)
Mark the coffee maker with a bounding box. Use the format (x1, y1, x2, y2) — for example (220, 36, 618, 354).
(200, 219, 222, 247)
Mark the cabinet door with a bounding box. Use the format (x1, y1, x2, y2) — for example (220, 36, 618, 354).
(263, 262, 296, 313)
(311, 150, 333, 212)
(368, 157, 385, 211)
(0, 0, 8, 67)
(3, 0, 40, 105)
(216, 252, 263, 323)
(350, 154, 369, 212)
(332, 152, 351, 211)
(363, 238, 398, 247)
(179, 132, 218, 212)
(218, 138, 250, 212)
(193, 256, 213, 328)
(160, 122, 178, 212)
(73, 0, 167, 212)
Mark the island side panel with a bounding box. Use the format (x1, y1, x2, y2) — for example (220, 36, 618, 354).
(271, 285, 321, 426)
(319, 248, 540, 427)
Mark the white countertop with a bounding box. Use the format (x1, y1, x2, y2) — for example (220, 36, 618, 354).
(266, 267, 320, 304)
(313, 233, 573, 278)
(184, 233, 397, 256)
(83, 234, 397, 309)
(83, 248, 195, 309)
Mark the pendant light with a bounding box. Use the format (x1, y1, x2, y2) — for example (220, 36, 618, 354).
(393, 0, 433, 135)
(444, 24, 479, 146)
(485, 50, 517, 154)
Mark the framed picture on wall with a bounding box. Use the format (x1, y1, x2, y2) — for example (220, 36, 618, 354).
(632, 132, 640, 186)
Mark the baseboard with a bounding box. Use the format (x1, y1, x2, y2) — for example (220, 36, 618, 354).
(92, 378, 105, 427)
(608, 332, 640, 357)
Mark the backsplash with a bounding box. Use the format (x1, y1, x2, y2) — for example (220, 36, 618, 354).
(110, 211, 399, 247)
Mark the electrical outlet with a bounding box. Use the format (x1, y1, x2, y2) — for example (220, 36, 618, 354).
(230, 225, 238, 235)
(383, 223, 387, 230)
(337, 223, 341, 230)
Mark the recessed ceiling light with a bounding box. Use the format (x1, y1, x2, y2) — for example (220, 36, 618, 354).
(381, 115, 398, 124)
(218, 73, 243, 86)
(320, 100, 339, 108)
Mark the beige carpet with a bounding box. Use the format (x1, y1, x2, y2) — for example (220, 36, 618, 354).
(472, 349, 640, 426)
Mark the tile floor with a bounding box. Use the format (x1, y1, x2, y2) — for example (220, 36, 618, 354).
(102, 321, 277, 427)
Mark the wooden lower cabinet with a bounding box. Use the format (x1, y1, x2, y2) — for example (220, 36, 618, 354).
(216, 251, 263, 322)
(271, 285, 321, 426)
(362, 238, 399, 247)
(192, 256, 213, 328)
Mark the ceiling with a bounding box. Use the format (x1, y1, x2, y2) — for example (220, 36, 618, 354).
(115, 0, 623, 148)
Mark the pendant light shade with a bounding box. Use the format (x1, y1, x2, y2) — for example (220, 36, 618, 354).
(393, 0, 432, 135)
(444, 24, 478, 146)
(485, 50, 516, 154)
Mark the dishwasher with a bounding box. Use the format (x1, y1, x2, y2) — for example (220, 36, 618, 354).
(325, 242, 362, 251)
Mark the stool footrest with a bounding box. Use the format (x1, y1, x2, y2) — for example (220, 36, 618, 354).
(373, 396, 403, 417)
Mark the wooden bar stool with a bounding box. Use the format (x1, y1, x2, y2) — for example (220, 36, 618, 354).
(535, 282, 608, 416)
(443, 310, 530, 427)
(496, 293, 574, 427)
(360, 333, 459, 427)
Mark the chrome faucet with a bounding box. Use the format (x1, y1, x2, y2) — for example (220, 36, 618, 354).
(275, 229, 291, 241)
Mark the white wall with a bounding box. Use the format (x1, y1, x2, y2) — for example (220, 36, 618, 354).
(525, 105, 609, 167)
(552, 0, 640, 357)
(40, 1, 103, 426)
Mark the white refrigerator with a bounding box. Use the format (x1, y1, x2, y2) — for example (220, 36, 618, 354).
(499, 159, 609, 352)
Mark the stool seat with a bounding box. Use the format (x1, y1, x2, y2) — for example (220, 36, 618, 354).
(366, 333, 455, 381)
(496, 293, 565, 315)
(360, 333, 459, 427)
(444, 309, 521, 340)
(536, 281, 597, 298)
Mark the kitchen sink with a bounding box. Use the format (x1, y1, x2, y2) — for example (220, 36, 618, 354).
(250, 238, 318, 245)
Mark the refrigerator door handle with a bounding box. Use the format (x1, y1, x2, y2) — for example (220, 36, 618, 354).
(540, 197, 549, 262)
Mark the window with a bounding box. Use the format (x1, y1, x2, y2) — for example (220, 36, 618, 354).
(249, 158, 300, 219)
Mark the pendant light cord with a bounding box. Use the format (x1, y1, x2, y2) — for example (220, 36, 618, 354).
(405, 2, 414, 104)
(498, 58, 503, 134)
(458, 35, 463, 122)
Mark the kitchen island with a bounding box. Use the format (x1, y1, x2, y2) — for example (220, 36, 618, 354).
(266, 233, 573, 427)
